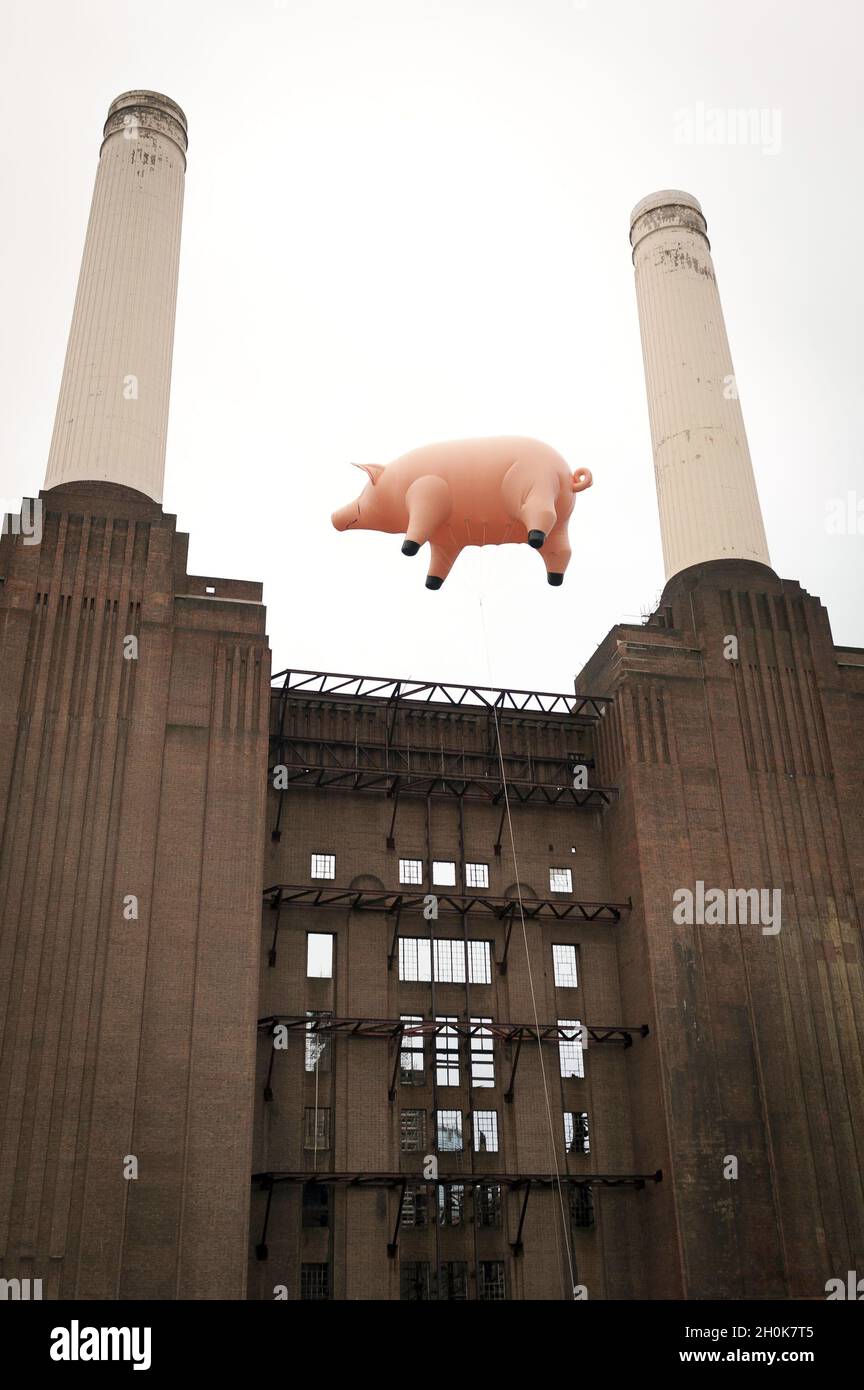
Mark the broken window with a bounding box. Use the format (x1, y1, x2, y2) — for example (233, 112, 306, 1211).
(478, 1260, 506, 1301)
(465, 862, 489, 888)
(301, 1182, 329, 1229)
(558, 1019, 585, 1078)
(437, 1183, 464, 1227)
(399, 1015, 425, 1085)
(569, 1184, 595, 1229)
(552, 943, 578, 988)
(436, 1109, 463, 1152)
(402, 1186, 428, 1228)
(475, 1183, 502, 1227)
(303, 1106, 330, 1150)
(470, 1017, 494, 1086)
(310, 853, 335, 880)
(304, 1012, 332, 1072)
(440, 1261, 469, 1300)
(564, 1111, 590, 1154)
(400, 1261, 431, 1301)
(306, 932, 334, 978)
(549, 867, 572, 893)
(300, 1263, 330, 1300)
(473, 1110, 499, 1153)
(435, 1017, 460, 1086)
(400, 1109, 427, 1152)
(399, 858, 423, 885)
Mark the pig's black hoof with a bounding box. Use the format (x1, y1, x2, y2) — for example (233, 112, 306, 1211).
(426, 576, 443, 590)
(528, 530, 546, 549)
(402, 539, 420, 556)
(547, 572, 564, 586)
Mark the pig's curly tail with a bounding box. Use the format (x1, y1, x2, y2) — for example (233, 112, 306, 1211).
(571, 468, 593, 493)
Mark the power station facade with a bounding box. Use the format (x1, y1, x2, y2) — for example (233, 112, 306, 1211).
(1, 93, 862, 1301)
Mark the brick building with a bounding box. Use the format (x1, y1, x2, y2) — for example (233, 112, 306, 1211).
(1, 93, 862, 1301)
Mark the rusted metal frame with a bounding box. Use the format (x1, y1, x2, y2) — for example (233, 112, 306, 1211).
(504, 1033, 524, 1103)
(267, 892, 282, 968)
(386, 781, 401, 848)
(387, 904, 403, 972)
(255, 1175, 275, 1260)
(510, 1180, 532, 1255)
(387, 1180, 408, 1256)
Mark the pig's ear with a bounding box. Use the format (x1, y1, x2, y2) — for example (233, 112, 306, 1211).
(351, 463, 385, 486)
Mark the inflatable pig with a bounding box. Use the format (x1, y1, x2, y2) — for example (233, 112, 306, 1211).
(331, 436, 592, 589)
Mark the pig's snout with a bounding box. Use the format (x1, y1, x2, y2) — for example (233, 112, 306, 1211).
(332, 500, 361, 531)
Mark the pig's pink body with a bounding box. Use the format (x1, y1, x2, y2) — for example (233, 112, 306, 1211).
(331, 436, 592, 589)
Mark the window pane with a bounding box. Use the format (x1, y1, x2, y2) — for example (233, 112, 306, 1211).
(558, 1020, 585, 1078)
(305, 1012, 332, 1071)
(437, 1183, 464, 1227)
(470, 1017, 495, 1086)
(400, 1261, 431, 1301)
(552, 943, 578, 988)
(479, 1261, 506, 1300)
(465, 862, 489, 888)
(473, 1110, 498, 1152)
(440, 1261, 469, 1300)
(304, 1106, 330, 1149)
(400, 1109, 426, 1152)
(550, 867, 572, 893)
(564, 1111, 590, 1154)
(311, 853, 335, 879)
(400, 1015, 424, 1084)
(467, 940, 491, 984)
(436, 1109, 463, 1151)
(475, 1184, 502, 1227)
(399, 937, 432, 982)
(433, 938, 466, 983)
(399, 858, 423, 885)
(432, 860, 456, 886)
(435, 1017, 459, 1086)
(300, 1263, 330, 1300)
(306, 933, 333, 978)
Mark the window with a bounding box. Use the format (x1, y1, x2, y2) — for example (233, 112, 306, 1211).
(432, 860, 456, 886)
(564, 1111, 590, 1154)
(402, 1186, 428, 1228)
(400, 1109, 427, 1152)
(558, 1019, 585, 1078)
(300, 1263, 330, 1300)
(478, 1260, 506, 1301)
(553, 943, 578, 988)
(304, 1107, 330, 1150)
(466, 862, 489, 888)
(475, 1184, 502, 1227)
(301, 1182, 329, 1228)
(440, 1261, 469, 1300)
(473, 1110, 499, 1153)
(435, 1017, 460, 1086)
(400, 1261, 431, 1301)
(436, 1109, 463, 1152)
(570, 1184, 595, 1229)
(470, 1017, 494, 1087)
(304, 1012, 332, 1071)
(400, 1015, 425, 1085)
(399, 858, 423, 885)
(437, 1183, 464, 1227)
(306, 932, 333, 978)
(311, 853, 335, 879)
(398, 937, 492, 984)
(550, 867, 572, 893)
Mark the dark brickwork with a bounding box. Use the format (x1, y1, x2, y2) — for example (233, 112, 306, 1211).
(0, 482, 270, 1298)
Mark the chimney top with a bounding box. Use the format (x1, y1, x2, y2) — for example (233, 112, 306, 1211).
(103, 90, 188, 157)
(629, 189, 708, 256)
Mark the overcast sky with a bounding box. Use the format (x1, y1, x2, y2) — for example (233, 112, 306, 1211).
(2, 0, 861, 693)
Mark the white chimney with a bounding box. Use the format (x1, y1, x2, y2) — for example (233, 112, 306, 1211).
(44, 91, 187, 503)
(629, 190, 771, 580)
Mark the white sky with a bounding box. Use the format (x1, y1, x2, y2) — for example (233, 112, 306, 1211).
(2, 0, 862, 692)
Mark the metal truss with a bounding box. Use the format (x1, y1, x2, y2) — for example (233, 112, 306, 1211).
(271, 667, 612, 720)
(262, 884, 630, 968)
(251, 1169, 663, 1260)
(258, 1014, 649, 1103)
